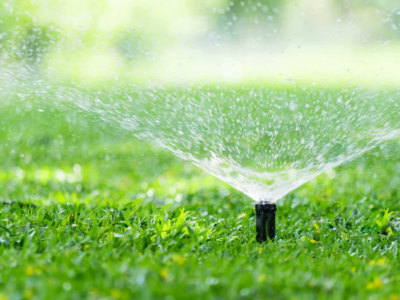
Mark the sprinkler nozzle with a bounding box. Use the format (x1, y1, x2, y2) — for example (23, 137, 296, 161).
(255, 201, 276, 243)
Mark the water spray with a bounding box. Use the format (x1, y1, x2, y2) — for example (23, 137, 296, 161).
(255, 201, 276, 243)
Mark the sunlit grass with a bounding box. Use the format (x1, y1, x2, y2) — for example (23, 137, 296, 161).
(1, 90, 400, 299)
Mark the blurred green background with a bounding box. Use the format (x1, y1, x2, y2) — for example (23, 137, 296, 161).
(1, 0, 400, 86)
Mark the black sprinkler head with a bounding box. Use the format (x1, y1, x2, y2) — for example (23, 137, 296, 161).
(255, 201, 276, 243)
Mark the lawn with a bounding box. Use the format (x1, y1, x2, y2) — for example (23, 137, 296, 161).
(1, 87, 400, 300)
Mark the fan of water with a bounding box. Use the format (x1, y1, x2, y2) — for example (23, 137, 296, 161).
(1, 0, 400, 202)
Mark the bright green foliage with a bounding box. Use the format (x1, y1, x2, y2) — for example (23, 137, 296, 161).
(1, 94, 400, 300)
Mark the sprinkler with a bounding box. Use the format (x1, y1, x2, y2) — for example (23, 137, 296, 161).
(255, 201, 276, 243)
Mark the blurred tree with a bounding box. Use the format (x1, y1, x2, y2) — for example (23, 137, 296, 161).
(16, 26, 58, 66)
(0, 0, 58, 70)
(114, 29, 155, 64)
(211, 0, 288, 41)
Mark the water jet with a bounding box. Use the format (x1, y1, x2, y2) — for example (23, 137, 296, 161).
(255, 201, 276, 243)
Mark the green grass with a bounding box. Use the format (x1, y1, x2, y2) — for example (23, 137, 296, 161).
(1, 88, 400, 300)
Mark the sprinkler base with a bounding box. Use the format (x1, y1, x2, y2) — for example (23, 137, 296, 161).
(255, 201, 276, 243)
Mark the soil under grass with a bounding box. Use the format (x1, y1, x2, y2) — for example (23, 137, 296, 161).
(1, 91, 400, 300)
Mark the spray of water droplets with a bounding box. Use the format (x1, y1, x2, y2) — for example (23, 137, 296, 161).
(1, 1, 400, 202)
